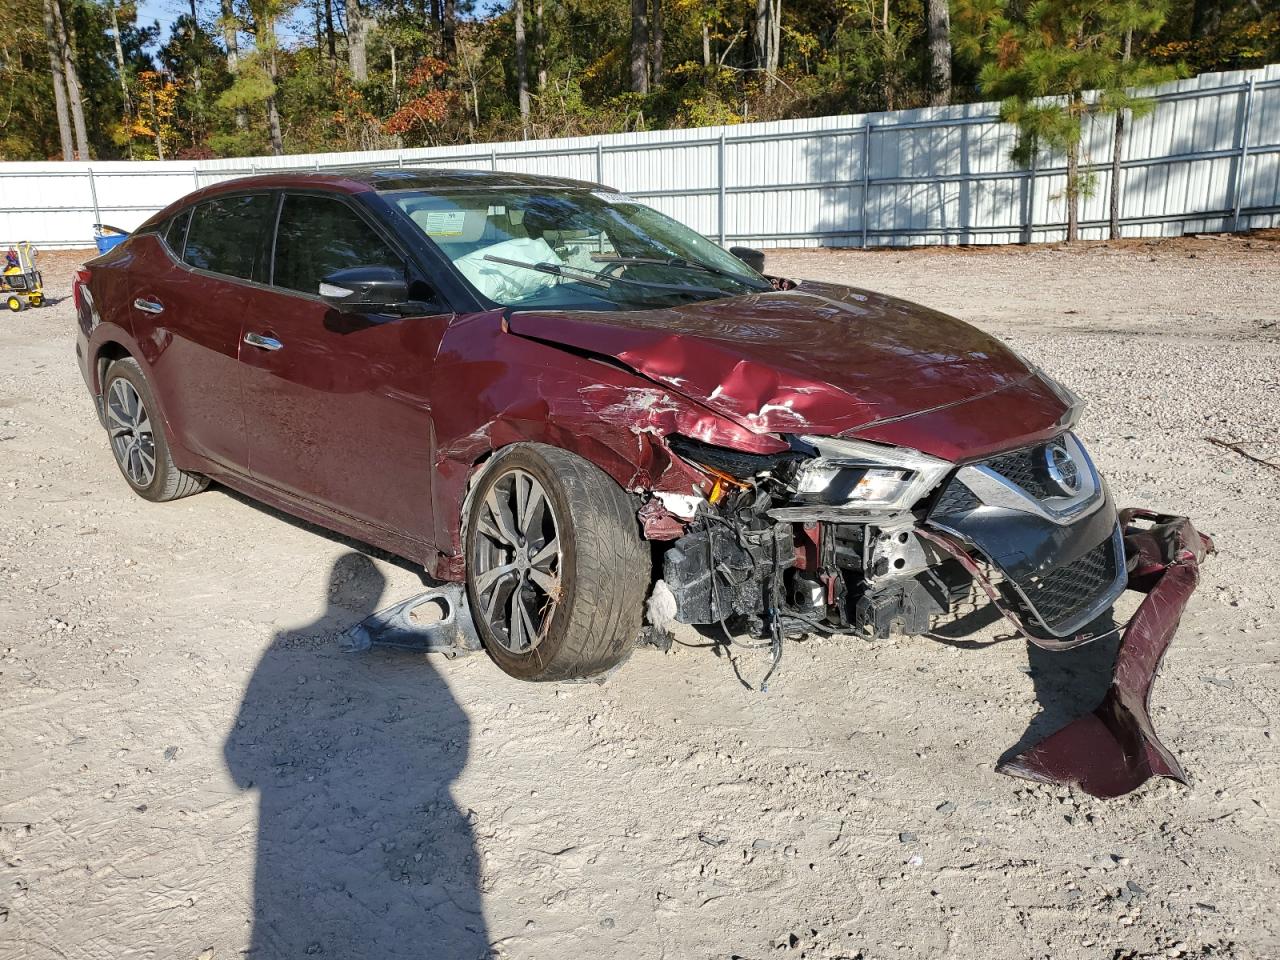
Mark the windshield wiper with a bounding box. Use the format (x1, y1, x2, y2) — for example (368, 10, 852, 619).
(590, 254, 771, 290)
(482, 254, 611, 289)
(483, 254, 724, 298)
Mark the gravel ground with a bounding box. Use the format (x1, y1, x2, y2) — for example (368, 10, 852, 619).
(1, 236, 1278, 960)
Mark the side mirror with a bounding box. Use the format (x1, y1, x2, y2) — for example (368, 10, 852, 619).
(728, 246, 766, 274)
(319, 265, 410, 314)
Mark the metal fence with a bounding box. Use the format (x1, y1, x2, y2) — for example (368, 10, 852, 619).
(2, 63, 1277, 250)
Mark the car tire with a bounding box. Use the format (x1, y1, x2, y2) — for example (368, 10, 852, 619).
(103, 357, 208, 502)
(464, 443, 648, 681)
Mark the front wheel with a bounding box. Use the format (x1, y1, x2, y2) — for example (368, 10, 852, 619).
(464, 444, 649, 681)
(102, 357, 208, 502)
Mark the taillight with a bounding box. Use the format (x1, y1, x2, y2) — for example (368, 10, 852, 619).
(72, 268, 90, 312)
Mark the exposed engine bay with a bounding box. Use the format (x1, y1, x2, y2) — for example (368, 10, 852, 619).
(643, 430, 1127, 656)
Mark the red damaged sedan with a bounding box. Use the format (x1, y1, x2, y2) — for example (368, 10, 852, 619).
(75, 169, 1210, 796)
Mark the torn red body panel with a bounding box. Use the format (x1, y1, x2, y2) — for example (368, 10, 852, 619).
(997, 510, 1215, 799)
(637, 499, 688, 540)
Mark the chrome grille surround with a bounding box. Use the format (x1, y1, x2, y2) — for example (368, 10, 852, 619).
(934, 432, 1102, 526)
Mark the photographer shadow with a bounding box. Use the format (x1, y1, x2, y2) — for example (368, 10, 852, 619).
(224, 552, 490, 959)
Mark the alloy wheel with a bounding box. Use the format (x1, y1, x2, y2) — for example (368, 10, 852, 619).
(106, 378, 156, 488)
(470, 468, 562, 654)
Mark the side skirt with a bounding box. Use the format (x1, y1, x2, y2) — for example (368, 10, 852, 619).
(201, 464, 444, 577)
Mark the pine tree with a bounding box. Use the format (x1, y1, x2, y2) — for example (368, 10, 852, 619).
(964, 0, 1180, 241)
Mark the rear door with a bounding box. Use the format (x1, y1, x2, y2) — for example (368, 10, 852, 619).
(137, 193, 274, 472)
(237, 190, 453, 546)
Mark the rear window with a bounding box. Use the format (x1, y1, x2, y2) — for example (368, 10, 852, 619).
(182, 194, 274, 280)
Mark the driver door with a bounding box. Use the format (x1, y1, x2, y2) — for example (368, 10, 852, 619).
(237, 191, 454, 546)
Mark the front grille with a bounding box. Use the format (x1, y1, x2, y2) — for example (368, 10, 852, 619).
(1009, 535, 1119, 633)
(931, 479, 980, 516)
(984, 444, 1054, 499)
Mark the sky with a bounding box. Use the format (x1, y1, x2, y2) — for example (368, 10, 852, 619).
(133, 0, 308, 50)
(131, 0, 495, 57)
(135, 0, 187, 37)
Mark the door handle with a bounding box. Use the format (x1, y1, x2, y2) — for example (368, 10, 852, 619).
(243, 332, 284, 351)
(133, 297, 164, 314)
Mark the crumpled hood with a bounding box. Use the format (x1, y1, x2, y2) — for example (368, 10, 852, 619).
(508, 281, 1070, 461)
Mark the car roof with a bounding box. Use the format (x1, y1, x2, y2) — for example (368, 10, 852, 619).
(138, 166, 610, 236)
(192, 166, 604, 198)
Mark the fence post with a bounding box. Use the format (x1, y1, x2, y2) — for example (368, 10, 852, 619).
(1231, 76, 1257, 232)
(860, 122, 871, 249)
(718, 132, 727, 245)
(192, 168, 201, 190)
(86, 168, 101, 230)
(596, 141, 605, 185)
(491, 148, 498, 171)
(1022, 150, 1038, 245)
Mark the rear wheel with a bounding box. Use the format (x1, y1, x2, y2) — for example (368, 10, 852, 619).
(6, 296, 22, 312)
(464, 444, 649, 681)
(103, 357, 208, 502)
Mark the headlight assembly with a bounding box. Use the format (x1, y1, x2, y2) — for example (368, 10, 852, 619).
(792, 436, 952, 512)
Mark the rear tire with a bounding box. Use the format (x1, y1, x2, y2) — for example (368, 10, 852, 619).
(464, 444, 648, 681)
(103, 357, 208, 503)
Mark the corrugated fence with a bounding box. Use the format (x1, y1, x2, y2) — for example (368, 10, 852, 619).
(2, 63, 1277, 249)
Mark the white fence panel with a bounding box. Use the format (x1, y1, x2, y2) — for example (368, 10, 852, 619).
(2, 64, 1278, 250)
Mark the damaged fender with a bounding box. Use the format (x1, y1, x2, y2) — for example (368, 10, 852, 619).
(424, 311, 771, 579)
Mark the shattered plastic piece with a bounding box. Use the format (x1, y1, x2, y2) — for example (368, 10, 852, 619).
(997, 510, 1215, 799)
(338, 583, 481, 656)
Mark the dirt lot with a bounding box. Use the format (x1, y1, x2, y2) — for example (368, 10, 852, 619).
(2, 236, 1278, 960)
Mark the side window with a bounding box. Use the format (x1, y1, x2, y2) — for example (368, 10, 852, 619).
(163, 208, 191, 254)
(272, 194, 403, 295)
(183, 194, 274, 280)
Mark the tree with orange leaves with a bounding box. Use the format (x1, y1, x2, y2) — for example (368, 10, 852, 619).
(382, 57, 460, 145)
(129, 70, 182, 160)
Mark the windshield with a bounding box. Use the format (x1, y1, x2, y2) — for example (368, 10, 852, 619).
(388, 188, 770, 310)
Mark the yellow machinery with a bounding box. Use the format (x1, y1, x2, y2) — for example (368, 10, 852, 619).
(3, 242, 45, 311)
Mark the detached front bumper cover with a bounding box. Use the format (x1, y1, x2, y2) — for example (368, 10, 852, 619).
(994, 509, 1214, 797)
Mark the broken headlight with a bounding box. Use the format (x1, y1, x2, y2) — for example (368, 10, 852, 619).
(666, 434, 807, 478)
(792, 436, 951, 511)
